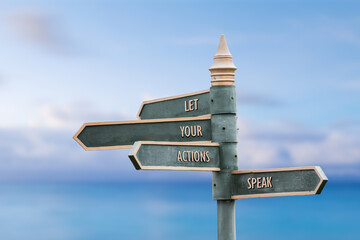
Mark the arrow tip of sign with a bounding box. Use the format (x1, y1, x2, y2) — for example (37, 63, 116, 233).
(315, 166, 328, 194)
(73, 124, 89, 151)
(128, 141, 142, 170)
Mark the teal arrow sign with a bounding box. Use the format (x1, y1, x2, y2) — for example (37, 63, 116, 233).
(129, 141, 220, 171)
(138, 89, 210, 119)
(74, 115, 211, 150)
(231, 166, 327, 199)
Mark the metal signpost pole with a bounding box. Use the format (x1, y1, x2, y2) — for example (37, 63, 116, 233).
(209, 35, 238, 240)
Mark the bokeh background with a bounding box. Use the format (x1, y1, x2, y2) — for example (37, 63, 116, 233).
(0, 0, 359, 239)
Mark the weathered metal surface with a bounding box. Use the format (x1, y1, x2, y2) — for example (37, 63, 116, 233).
(210, 35, 238, 240)
(218, 143, 238, 170)
(217, 200, 236, 240)
(231, 166, 328, 199)
(213, 171, 233, 199)
(210, 73, 238, 201)
(128, 141, 220, 171)
(74, 115, 211, 150)
(138, 90, 210, 119)
(211, 115, 238, 143)
(210, 86, 237, 114)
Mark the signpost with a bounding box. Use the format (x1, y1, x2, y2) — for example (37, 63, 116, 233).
(129, 141, 220, 171)
(74, 34, 328, 240)
(231, 166, 327, 199)
(138, 89, 210, 119)
(74, 115, 211, 150)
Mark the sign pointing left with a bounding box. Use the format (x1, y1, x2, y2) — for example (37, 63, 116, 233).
(129, 141, 220, 171)
(74, 115, 211, 150)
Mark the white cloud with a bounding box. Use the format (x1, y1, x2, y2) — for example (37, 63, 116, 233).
(10, 130, 57, 158)
(238, 141, 282, 168)
(0, 126, 135, 182)
(0, 116, 359, 182)
(27, 102, 132, 130)
(289, 131, 360, 165)
(237, 118, 360, 175)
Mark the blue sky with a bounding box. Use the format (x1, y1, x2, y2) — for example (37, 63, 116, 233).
(0, 0, 359, 182)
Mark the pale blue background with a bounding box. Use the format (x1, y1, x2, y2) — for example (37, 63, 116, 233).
(0, 0, 359, 239)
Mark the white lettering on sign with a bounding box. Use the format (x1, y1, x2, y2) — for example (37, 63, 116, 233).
(177, 151, 210, 162)
(180, 125, 203, 138)
(247, 177, 272, 189)
(185, 99, 199, 112)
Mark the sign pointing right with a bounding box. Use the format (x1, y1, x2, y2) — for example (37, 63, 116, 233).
(231, 166, 327, 199)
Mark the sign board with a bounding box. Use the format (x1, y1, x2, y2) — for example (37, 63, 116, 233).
(129, 141, 220, 171)
(138, 89, 210, 119)
(231, 166, 327, 199)
(74, 115, 211, 150)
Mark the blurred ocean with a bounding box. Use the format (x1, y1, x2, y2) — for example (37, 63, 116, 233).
(0, 181, 358, 240)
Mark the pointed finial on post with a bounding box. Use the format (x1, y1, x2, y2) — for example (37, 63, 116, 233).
(209, 34, 237, 86)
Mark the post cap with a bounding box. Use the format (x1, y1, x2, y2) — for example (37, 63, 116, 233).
(209, 34, 237, 86)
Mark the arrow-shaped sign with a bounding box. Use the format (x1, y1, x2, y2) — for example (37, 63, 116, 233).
(138, 89, 210, 120)
(129, 141, 220, 171)
(231, 166, 327, 199)
(74, 115, 211, 150)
